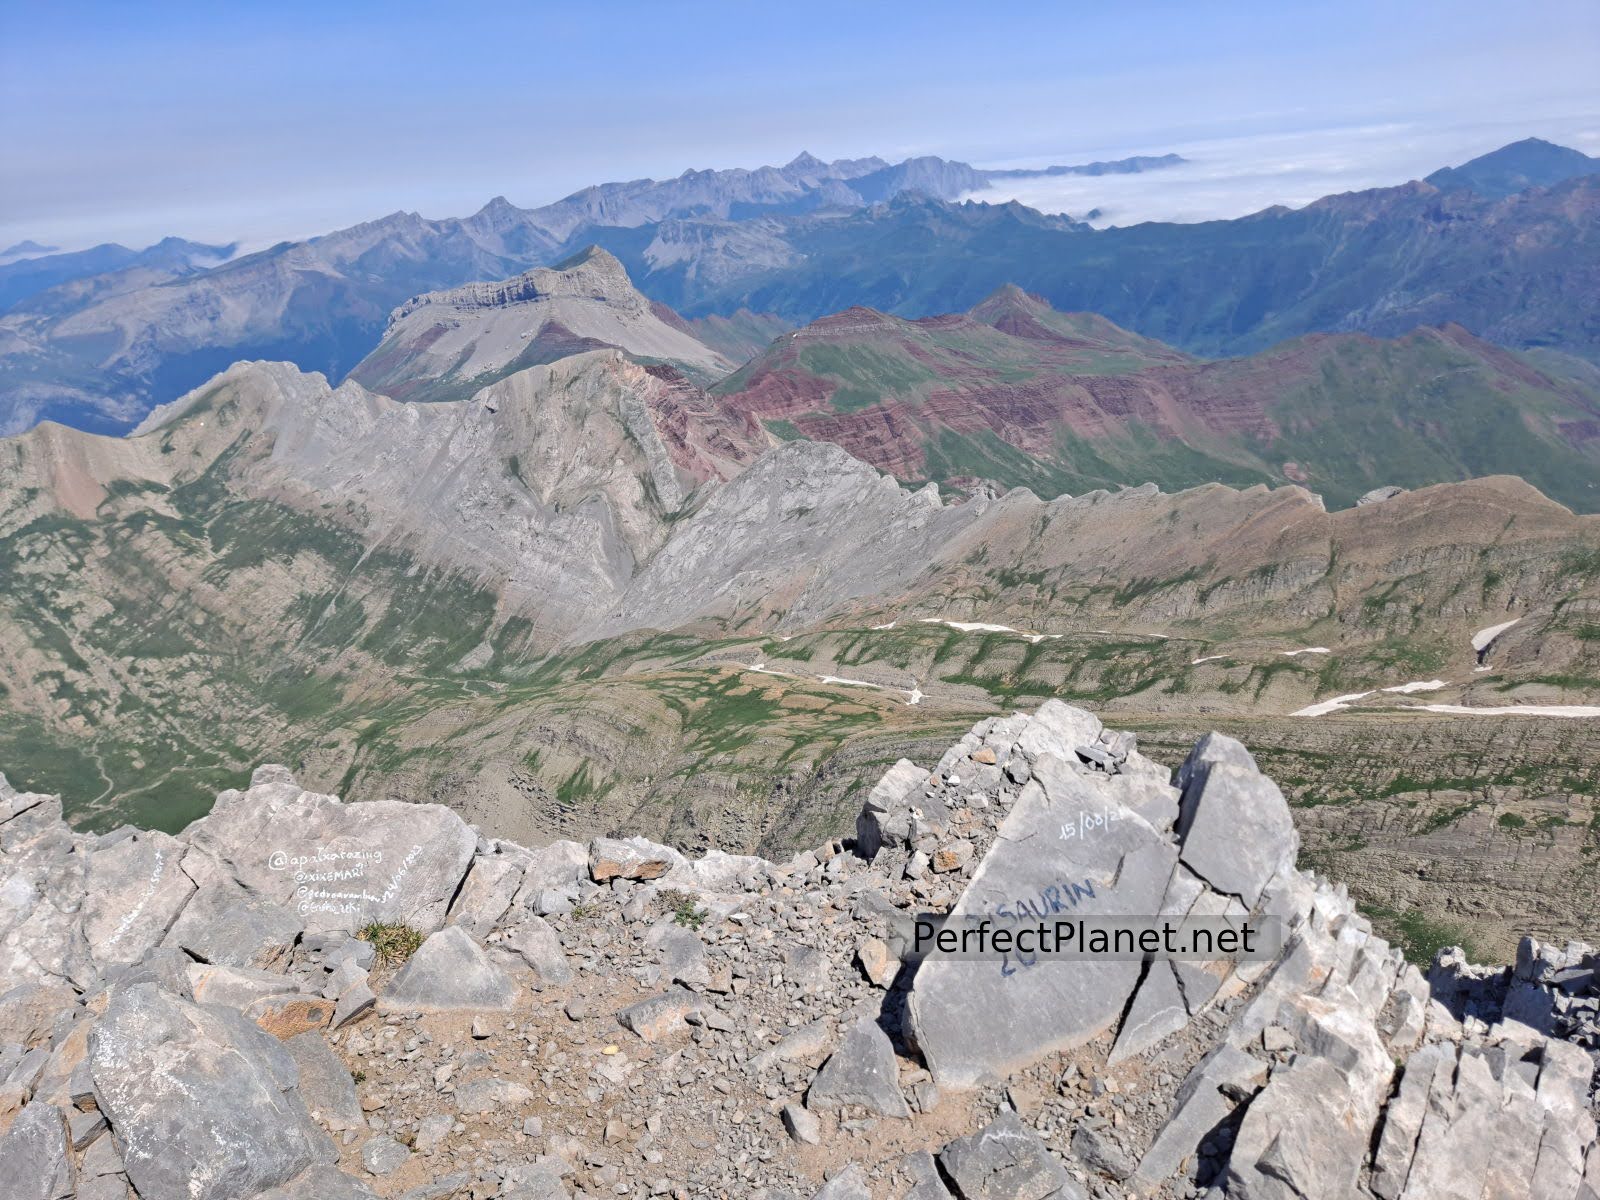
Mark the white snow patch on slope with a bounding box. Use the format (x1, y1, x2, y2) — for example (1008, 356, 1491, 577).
(1292, 692, 1372, 717)
(1383, 679, 1448, 694)
(1471, 618, 1520, 652)
(1408, 703, 1600, 718)
(819, 675, 882, 689)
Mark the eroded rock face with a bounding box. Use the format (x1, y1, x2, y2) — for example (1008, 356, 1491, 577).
(0, 703, 1594, 1199)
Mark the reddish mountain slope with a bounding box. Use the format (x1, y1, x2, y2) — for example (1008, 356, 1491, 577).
(714, 288, 1600, 509)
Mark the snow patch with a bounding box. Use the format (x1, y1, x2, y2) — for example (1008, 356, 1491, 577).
(1291, 692, 1371, 717)
(1282, 647, 1331, 657)
(1407, 703, 1600, 719)
(1471, 618, 1520, 653)
(1191, 655, 1228, 665)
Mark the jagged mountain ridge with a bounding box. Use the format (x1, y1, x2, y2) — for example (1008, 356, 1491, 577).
(714, 287, 1600, 510)
(3, 349, 1599, 849)
(0, 704, 1594, 1198)
(347, 247, 736, 402)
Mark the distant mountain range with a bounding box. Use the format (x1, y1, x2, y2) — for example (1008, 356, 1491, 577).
(0, 237, 236, 312)
(3, 139, 1596, 436)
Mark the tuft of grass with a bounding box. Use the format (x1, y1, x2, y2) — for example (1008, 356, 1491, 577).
(357, 922, 425, 967)
(658, 888, 707, 930)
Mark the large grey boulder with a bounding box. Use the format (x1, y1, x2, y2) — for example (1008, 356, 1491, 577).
(938, 1110, 1074, 1200)
(181, 767, 476, 935)
(806, 1015, 908, 1118)
(909, 750, 1177, 1087)
(88, 983, 334, 1200)
(79, 831, 196, 969)
(380, 926, 516, 1013)
(1174, 733, 1297, 907)
(0, 1100, 74, 1199)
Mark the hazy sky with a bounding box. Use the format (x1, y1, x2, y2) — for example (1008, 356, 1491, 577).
(2, 0, 1596, 250)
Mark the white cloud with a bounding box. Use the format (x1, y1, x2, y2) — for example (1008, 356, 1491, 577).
(968, 114, 1600, 227)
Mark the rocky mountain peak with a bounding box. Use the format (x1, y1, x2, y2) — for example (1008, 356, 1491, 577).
(0, 703, 1593, 1198)
(353, 250, 733, 403)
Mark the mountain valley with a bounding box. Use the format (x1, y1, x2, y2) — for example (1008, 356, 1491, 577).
(3, 332, 1599, 957)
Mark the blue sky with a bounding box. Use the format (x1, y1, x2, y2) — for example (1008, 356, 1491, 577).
(2, 0, 1596, 249)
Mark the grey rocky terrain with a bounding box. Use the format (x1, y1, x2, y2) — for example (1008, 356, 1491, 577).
(1, 702, 1595, 1198)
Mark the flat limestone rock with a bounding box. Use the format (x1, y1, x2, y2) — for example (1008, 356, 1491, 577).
(806, 1016, 908, 1118)
(181, 770, 476, 935)
(88, 983, 334, 1200)
(588, 836, 682, 882)
(510, 841, 588, 910)
(379, 926, 516, 1013)
(909, 753, 1178, 1087)
(163, 858, 302, 969)
(616, 988, 701, 1042)
(1014, 699, 1103, 764)
(812, 1164, 871, 1200)
(938, 1110, 1073, 1200)
(1225, 1055, 1374, 1200)
(79, 831, 196, 969)
(446, 850, 529, 938)
(498, 917, 573, 985)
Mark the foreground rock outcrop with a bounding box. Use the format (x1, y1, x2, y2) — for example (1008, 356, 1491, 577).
(0, 704, 1595, 1198)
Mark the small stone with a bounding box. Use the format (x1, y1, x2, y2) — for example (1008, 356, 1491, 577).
(931, 840, 974, 873)
(361, 1135, 411, 1176)
(856, 938, 898, 988)
(782, 1103, 822, 1145)
(618, 990, 701, 1042)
